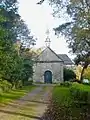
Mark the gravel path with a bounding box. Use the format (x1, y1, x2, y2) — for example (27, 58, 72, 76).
(0, 86, 53, 120)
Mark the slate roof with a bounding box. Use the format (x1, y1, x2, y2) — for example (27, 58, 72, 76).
(58, 54, 73, 65)
(35, 47, 73, 65)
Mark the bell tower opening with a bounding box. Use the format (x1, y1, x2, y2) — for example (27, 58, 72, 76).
(45, 29, 51, 47)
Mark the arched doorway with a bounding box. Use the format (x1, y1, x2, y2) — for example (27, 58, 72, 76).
(44, 70, 52, 83)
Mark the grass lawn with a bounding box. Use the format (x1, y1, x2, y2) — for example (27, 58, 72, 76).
(53, 83, 90, 104)
(50, 83, 90, 119)
(0, 85, 36, 106)
(71, 82, 90, 92)
(52, 86, 72, 106)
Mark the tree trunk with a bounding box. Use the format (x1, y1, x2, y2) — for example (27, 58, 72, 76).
(80, 66, 85, 82)
(11, 82, 15, 89)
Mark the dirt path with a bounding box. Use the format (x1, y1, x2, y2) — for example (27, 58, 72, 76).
(0, 86, 53, 120)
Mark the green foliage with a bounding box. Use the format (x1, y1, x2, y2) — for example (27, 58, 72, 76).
(53, 86, 72, 106)
(43, 83, 90, 119)
(0, 49, 23, 87)
(42, 86, 74, 119)
(38, 0, 90, 82)
(84, 67, 90, 80)
(53, 0, 90, 52)
(64, 68, 76, 81)
(0, 0, 34, 88)
(22, 59, 33, 80)
(49, 0, 90, 81)
(0, 85, 35, 105)
(0, 80, 12, 92)
(0, 1, 19, 42)
(60, 81, 72, 87)
(0, 1, 21, 87)
(70, 83, 89, 103)
(20, 48, 34, 85)
(23, 80, 33, 86)
(74, 54, 90, 81)
(15, 80, 23, 89)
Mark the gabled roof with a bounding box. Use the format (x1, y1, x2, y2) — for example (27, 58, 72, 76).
(36, 47, 63, 62)
(58, 54, 73, 65)
(35, 47, 73, 65)
(48, 47, 63, 61)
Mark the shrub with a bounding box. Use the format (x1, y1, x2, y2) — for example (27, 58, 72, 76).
(23, 80, 33, 86)
(0, 80, 12, 92)
(43, 83, 90, 120)
(60, 81, 72, 87)
(15, 80, 23, 89)
(70, 83, 89, 103)
(64, 68, 76, 81)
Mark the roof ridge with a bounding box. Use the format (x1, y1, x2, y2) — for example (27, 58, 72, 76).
(48, 47, 64, 62)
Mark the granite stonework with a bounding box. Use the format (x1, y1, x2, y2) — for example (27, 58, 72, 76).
(33, 47, 64, 83)
(33, 62, 64, 83)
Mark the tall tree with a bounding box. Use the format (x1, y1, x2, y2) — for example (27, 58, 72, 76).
(37, 0, 90, 81)
(0, 0, 20, 43)
(0, 0, 36, 45)
(20, 48, 34, 85)
(0, 0, 35, 87)
(54, 0, 90, 81)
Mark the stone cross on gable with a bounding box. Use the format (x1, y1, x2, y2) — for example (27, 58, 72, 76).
(45, 29, 51, 47)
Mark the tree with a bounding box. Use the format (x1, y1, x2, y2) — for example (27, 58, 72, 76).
(74, 53, 90, 81)
(19, 48, 34, 85)
(0, 0, 36, 46)
(84, 66, 90, 80)
(28, 47, 44, 58)
(64, 68, 76, 81)
(0, 1, 21, 87)
(39, 0, 90, 82)
(75, 64, 83, 80)
(15, 19, 36, 48)
(0, 0, 20, 42)
(1, 50, 23, 88)
(37, 0, 45, 4)
(76, 65, 90, 80)
(0, 0, 35, 88)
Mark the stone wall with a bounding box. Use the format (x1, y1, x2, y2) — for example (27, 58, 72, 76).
(33, 47, 64, 83)
(33, 62, 64, 83)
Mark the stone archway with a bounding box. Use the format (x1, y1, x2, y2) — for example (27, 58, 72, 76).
(44, 70, 52, 83)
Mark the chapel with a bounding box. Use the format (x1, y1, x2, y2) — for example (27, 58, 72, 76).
(33, 30, 73, 83)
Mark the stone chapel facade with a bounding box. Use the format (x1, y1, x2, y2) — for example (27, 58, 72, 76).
(33, 47, 73, 83)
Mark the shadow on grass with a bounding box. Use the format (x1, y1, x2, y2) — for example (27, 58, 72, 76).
(0, 109, 42, 120)
(0, 94, 23, 100)
(6, 99, 49, 108)
(0, 86, 36, 101)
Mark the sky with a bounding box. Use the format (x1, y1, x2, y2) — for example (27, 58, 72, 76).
(18, 0, 74, 59)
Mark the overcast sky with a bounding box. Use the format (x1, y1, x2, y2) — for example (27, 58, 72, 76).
(18, 0, 74, 59)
